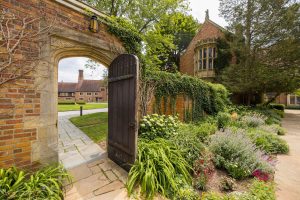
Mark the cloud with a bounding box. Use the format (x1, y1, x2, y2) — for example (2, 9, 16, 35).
(58, 57, 106, 82)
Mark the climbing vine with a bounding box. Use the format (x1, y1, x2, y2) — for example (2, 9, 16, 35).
(97, 16, 142, 55)
(145, 71, 230, 121)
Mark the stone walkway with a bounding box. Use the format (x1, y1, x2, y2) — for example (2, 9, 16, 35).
(58, 109, 130, 199)
(275, 109, 300, 200)
(58, 109, 107, 169)
(65, 157, 129, 200)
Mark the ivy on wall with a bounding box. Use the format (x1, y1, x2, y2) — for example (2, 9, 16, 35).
(97, 16, 142, 55)
(146, 71, 230, 121)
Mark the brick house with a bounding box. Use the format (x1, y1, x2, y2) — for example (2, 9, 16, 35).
(58, 70, 107, 102)
(180, 11, 226, 80)
(180, 11, 298, 106)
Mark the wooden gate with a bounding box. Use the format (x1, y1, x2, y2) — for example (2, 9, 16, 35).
(108, 54, 139, 171)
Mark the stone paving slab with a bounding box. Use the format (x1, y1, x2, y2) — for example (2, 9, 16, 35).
(64, 156, 130, 200)
(58, 111, 106, 169)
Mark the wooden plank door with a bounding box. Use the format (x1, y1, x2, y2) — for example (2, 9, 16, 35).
(108, 54, 139, 171)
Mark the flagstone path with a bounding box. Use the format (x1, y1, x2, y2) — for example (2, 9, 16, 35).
(58, 109, 130, 199)
(64, 157, 130, 200)
(58, 109, 107, 169)
(275, 109, 300, 200)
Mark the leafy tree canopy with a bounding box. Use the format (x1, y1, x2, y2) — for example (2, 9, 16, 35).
(219, 0, 300, 104)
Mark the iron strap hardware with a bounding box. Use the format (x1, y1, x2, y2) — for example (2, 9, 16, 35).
(108, 74, 134, 83)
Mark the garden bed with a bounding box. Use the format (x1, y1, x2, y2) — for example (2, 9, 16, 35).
(127, 106, 287, 200)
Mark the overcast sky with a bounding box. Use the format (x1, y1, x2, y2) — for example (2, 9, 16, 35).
(58, 0, 226, 82)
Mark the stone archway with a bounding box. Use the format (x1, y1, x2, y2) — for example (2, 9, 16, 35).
(0, 0, 127, 168)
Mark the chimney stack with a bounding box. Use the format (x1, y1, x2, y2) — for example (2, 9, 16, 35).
(78, 70, 84, 83)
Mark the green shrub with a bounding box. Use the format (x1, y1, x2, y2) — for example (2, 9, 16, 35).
(127, 138, 192, 199)
(58, 100, 75, 105)
(202, 179, 275, 200)
(0, 165, 71, 200)
(171, 175, 200, 200)
(139, 114, 180, 140)
(194, 174, 207, 191)
(286, 105, 300, 110)
(247, 129, 289, 154)
(76, 101, 86, 105)
(171, 124, 206, 165)
(179, 122, 217, 143)
(209, 130, 274, 179)
(240, 113, 266, 128)
(219, 176, 236, 191)
(216, 112, 231, 129)
(268, 103, 285, 111)
(247, 179, 275, 200)
(259, 124, 286, 135)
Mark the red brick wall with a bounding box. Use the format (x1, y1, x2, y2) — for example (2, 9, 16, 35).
(0, 0, 123, 168)
(147, 95, 193, 121)
(180, 20, 225, 75)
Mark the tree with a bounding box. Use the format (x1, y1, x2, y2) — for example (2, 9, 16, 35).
(219, 0, 300, 105)
(83, 0, 189, 33)
(144, 12, 199, 71)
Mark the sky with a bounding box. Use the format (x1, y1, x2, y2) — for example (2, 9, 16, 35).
(58, 0, 226, 82)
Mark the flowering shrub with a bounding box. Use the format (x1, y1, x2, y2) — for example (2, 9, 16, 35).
(252, 169, 270, 181)
(139, 114, 180, 140)
(209, 130, 274, 179)
(193, 150, 215, 191)
(241, 113, 267, 127)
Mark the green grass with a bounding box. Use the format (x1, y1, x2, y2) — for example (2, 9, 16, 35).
(69, 112, 108, 143)
(58, 103, 108, 112)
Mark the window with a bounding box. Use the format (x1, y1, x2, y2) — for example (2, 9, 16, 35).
(87, 93, 92, 95)
(80, 92, 83, 95)
(79, 98, 83, 100)
(101, 88, 105, 91)
(196, 45, 217, 71)
(289, 94, 300, 105)
(95, 93, 98, 95)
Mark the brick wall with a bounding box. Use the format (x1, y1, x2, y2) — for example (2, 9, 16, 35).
(0, 0, 123, 168)
(180, 20, 225, 76)
(147, 95, 193, 121)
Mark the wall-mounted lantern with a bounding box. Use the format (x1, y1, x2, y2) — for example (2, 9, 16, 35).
(89, 15, 99, 33)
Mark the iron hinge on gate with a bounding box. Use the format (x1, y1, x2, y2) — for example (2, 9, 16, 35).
(108, 74, 134, 83)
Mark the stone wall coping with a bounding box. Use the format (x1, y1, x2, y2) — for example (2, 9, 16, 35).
(54, 0, 108, 18)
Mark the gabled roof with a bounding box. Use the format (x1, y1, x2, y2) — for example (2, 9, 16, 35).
(76, 80, 105, 92)
(58, 80, 105, 93)
(58, 82, 77, 93)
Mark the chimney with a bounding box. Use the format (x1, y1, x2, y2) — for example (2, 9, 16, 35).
(78, 70, 84, 83)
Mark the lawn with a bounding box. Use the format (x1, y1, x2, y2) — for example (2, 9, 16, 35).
(69, 112, 108, 143)
(58, 103, 108, 112)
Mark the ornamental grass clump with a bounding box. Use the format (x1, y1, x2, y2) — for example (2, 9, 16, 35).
(127, 138, 192, 199)
(139, 114, 180, 140)
(0, 164, 71, 200)
(209, 130, 274, 180)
